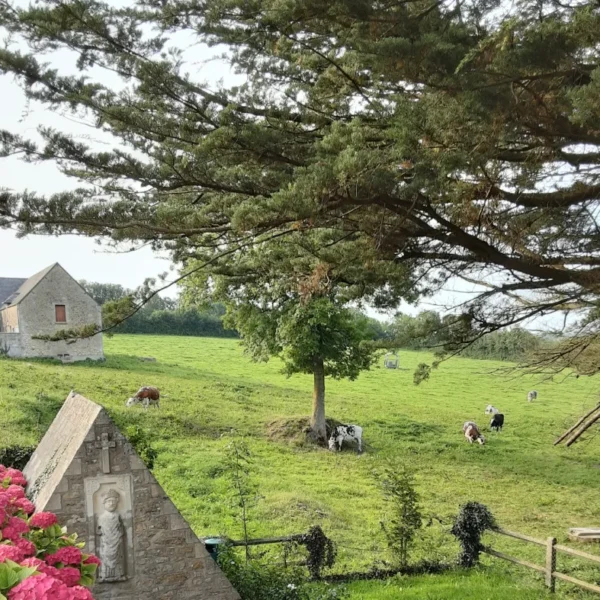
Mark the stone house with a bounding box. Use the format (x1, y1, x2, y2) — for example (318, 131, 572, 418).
(0, 263, 103, 361)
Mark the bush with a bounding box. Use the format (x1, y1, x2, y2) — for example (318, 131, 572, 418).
(0, 465, 100, 599)
(123, 426, 159, 469)
(294, 526, 337, 580)
(0, 446, 35, 471)
(217, 547, 348, 600)
(451, 502, 497, 567)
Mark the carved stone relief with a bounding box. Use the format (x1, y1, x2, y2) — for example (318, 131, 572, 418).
(84, 474, 134, 582)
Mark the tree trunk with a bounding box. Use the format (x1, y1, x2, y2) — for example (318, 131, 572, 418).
(311, 358, 327, 444)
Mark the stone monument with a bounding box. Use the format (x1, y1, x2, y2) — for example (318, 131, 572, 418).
(24, 391, 240, 600)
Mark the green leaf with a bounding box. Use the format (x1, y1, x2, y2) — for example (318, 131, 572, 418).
(15, 567, 38, 583)
(79, 574, 94, 587)
(0, 564, 20, 590)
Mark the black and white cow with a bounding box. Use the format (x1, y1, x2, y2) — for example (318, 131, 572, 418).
(527, 390, 538, 402)
(490, 413, 504, 432)
(328, 424, 363, 453)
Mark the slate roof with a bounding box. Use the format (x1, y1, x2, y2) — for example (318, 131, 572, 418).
(0, 278, 26, 305)
(0, 264, 57, 308)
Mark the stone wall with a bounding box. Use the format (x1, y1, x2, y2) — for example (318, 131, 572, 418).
(0, 305, 19, 332)
(17, 264, 104, 361)
(0, 333, 22, 356)
(28, 399, 239, 600)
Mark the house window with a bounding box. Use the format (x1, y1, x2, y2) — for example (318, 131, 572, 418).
(55, 305, 67, 323)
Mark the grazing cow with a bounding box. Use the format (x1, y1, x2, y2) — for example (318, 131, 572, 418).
(328, 424, 363, 453)
(463, 421, 485, 445)
(485, 405, 499, 415)
(126, 386, 161, 409)
(490, 413, 504, 432)
(527, 390, 538, 402)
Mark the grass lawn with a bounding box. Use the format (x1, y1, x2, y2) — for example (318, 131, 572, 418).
(1, 334, 600, 598)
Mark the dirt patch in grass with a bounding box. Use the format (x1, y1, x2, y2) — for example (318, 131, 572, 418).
(266, 416, 343, 446)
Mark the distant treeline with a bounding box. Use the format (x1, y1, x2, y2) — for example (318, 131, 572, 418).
(115, 308, 238, 337)
(79, 280, 237, 338)
(79, 281, 545, 360)
(388, 310, 545, 362)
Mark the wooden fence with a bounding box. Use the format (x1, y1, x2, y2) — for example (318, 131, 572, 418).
(483, 528, 600, 594)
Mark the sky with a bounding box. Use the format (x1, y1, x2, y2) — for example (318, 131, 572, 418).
(0, 39, 225, 298)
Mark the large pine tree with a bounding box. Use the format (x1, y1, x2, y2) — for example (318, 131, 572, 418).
(1, 0, 599, 371)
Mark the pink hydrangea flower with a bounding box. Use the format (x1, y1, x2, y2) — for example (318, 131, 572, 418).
(14, 498, 35, 515)
(29, 512, 58, 529)
(20, 557, 43, 568)
(19, 557, 61, 579)
(0, 544, 25, 562)
(69, 586, 94, 600)
(3, 469, 27, 488)
(55, 567, 81, 587)
(46, 547, 82, 566)
(15, 538, 36, 558)
(2, 516, 30, 541)
(7, 572, 72, 600)
(83, 555, 101, 566)
(6, 485, 25, 501)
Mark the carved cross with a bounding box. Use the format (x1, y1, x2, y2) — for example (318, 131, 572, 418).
(95, 433, 116, 474)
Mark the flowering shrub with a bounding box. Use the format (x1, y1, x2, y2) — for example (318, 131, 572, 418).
(0, 465, 100, 599)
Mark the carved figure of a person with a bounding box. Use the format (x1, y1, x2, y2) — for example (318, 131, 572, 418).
(97, 489, 126, 582)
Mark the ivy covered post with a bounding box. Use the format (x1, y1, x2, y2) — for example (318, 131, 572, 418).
(451, 502, 497, 568)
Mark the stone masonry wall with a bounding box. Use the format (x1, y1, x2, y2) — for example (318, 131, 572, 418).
(0, 333, 22, 357)
(41, 411, 239, 600)
(0, 305, 19, 332)
(17, 264, 103, 361)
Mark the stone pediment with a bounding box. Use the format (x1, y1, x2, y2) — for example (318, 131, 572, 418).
(24, 391, 240, 600)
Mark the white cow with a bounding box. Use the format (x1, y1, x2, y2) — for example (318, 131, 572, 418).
(527, 390, 538, 402)
(328, 424, 363, 453)
(463, 421, 485, 445)
(485, 405, 499, 415)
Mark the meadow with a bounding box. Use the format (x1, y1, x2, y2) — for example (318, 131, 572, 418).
(1, 335, 599, 598)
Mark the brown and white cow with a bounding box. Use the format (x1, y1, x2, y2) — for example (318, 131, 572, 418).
(126, 386, 161, 409)
(463, 421, 485, 445)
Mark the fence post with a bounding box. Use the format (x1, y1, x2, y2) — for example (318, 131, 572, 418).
(546, 537, 557, 592)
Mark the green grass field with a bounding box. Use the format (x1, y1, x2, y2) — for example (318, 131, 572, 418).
(1, 335, 599, 598)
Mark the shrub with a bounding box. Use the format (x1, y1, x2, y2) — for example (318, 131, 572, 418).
(451, 502, 497, 567)
(217, 546, 347, 600)
(123, 426, 159, 469)
(294, 526, 337, 581)
(0, 465, 100, 599)
(0, 447, 35, 471)
(378, 463, 422, 567)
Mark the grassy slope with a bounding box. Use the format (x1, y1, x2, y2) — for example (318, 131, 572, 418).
(1, 335, 599, 598)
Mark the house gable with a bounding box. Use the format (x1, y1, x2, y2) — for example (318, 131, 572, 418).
(0, 263, 104, 361)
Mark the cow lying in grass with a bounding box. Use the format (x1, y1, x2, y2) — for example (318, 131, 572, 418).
(463, 421, 485, 445)
(328, 424, 363, 453)
(126, 386, 161, 409)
